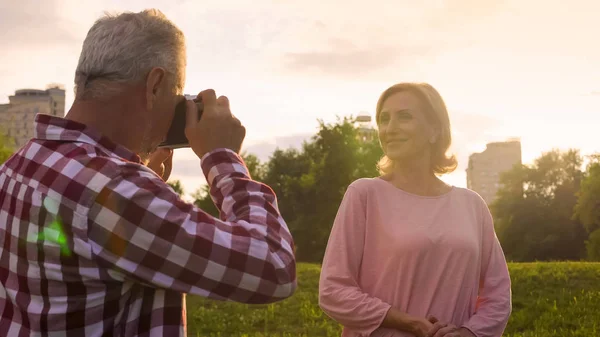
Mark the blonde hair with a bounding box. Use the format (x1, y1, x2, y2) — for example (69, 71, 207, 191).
(375, 82, 457, 176)
(74, 9, 186, 100)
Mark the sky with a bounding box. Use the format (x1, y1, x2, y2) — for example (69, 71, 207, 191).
(1, 0, 599, 198)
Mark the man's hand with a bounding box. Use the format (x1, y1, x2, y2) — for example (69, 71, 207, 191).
(185, 89, 246, 158)
(147, 148, 173, 181)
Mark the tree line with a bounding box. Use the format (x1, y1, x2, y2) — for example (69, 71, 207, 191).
(2, 119, 598, 263)
(188, 117, 600, 263)
(189, 117, 383, 262)
(492, 150, 600, 262)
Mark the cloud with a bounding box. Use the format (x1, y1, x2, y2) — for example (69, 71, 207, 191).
(283, 41, 432, 77)
(266, 0, 516, 78)
(243, 133, 312, 162)
(0, 0, 82, 49)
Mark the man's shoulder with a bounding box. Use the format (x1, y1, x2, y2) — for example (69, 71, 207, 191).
(13, 139, 153, 196)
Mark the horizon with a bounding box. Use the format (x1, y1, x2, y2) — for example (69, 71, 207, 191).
(1, 0, 599, 197)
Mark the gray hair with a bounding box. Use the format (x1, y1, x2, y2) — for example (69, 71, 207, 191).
(74, 9, 186, 100)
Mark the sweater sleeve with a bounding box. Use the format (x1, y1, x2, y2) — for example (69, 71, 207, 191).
(461, 202, 512, 337)
(318, 184, 392, 336)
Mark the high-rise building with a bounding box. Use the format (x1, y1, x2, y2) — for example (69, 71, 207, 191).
(0, 84, 66, 149)
(356, 113, 376, 143)
(466, 139, 522, 205)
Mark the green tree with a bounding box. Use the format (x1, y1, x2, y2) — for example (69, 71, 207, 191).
(0, 128, 14, 165)
(491, 149, 587, 261)
(262, 147, 313, 228)
(167, 179, 185, 196)
(191, 116, 383, 262)
(240, 152, 265, 181)
(291, 117, 363, 262)
(263, 117, 382, 262)
(585, 229, 600, 261)
(574, 154, 600, 260)
(574, 154, 600, 233)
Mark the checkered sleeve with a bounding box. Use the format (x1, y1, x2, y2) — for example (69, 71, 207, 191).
(87, 149, 297, 303)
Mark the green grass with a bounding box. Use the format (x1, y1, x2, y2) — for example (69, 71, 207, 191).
(186, 262, 600, 337)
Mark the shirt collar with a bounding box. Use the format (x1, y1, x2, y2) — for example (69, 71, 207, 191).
(34, 114, 142, 164)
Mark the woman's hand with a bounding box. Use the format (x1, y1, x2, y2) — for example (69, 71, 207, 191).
(408, 317, 435, 337)
(425, 317, 476, 337)
(457, 328, 476, 337)
(426, 321, 458, 337)
(381, 309, 434, 336)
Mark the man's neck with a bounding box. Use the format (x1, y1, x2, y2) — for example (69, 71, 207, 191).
(65, 93, 146, 155)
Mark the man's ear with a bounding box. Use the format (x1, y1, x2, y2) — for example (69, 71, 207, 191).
(145, 67, 167, 111)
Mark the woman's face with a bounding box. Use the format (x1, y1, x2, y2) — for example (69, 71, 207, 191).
(378, 91, 436, 164)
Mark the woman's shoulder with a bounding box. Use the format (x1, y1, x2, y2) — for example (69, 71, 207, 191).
(451, 186, 491, 213)
(341, 178, 382, 203)
(347, 177, 383, 193)
(347, 179, 489, 207)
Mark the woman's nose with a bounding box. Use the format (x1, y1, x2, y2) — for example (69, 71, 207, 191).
(386, 117, 402, 132)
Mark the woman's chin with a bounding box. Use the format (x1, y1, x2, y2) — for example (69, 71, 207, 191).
(386, 149, 429, 164)
(385, 151, 412, 161)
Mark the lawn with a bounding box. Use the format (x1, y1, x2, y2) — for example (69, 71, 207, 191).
(186, 262, 600, 337)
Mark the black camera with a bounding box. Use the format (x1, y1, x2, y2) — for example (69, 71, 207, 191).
(158, 95, 203, 149)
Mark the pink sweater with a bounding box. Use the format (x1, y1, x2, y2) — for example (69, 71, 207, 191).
(319, 178, 512, 337)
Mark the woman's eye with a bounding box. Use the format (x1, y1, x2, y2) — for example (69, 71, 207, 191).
(396, 111, 412, 120)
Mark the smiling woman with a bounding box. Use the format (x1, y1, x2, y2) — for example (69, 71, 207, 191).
(318, 82, 512, 337)
(376, 82, 457, 176)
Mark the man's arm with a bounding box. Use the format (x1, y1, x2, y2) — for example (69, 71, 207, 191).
(87, 148, 296, 303)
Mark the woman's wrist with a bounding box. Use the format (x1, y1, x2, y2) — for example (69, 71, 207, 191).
(459, 327, 477, 337)
(381, 308, 420, 332)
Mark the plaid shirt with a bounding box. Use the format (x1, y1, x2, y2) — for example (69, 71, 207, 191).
(0, 114, 296, 336)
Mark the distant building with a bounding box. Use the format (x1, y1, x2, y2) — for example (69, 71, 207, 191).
(466, 139, 522, 205)
(0, 84, 65, 149)
(356, 113, 376, 142)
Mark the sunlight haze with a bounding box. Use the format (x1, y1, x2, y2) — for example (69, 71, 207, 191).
(1, 0, 598, 197)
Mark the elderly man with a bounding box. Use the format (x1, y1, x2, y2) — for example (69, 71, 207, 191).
(0, 9, 296, 337)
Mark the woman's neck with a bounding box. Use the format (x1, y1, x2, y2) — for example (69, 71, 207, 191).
(385, 157, 451, 197)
